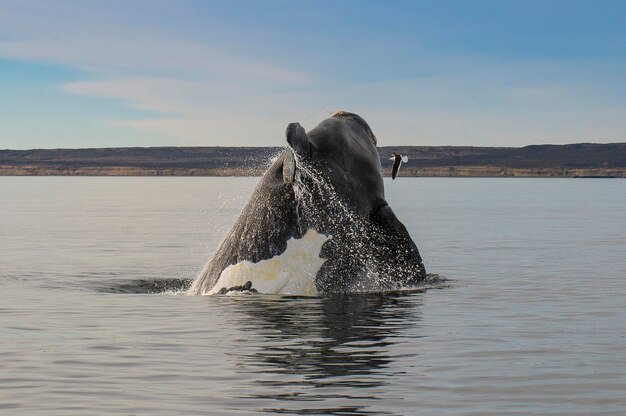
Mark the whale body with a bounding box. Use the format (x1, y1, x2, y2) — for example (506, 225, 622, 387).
(189, 112, 426, 295)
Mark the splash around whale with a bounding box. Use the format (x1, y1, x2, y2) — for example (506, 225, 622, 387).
(188, 112, 428, 296)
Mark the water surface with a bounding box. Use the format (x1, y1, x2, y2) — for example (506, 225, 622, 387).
(1, 177, 625, 415)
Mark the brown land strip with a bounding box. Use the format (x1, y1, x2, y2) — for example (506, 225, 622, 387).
(1, 143, 625, 177)
(1, 165, 623, 178)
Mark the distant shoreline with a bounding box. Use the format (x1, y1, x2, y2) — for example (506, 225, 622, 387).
(1, 165, 624, 178)
(1, 143, 625, 178)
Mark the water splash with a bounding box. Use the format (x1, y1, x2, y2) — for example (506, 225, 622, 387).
(291, 154, 426, 293)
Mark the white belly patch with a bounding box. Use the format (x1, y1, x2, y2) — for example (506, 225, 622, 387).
(207, 229, 329, 296)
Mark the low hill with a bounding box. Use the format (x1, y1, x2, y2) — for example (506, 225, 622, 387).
(1, 143, 625, 177)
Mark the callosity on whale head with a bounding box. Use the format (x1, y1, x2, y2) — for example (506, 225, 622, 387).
(188, 112, 426, 296)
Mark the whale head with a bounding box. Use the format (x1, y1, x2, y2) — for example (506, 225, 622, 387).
(190, 112, 426, 296)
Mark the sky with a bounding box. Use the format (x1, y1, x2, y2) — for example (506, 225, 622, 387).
(1, 0, 625, 149)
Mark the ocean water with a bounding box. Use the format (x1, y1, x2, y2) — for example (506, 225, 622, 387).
(1, 176, 625, 415)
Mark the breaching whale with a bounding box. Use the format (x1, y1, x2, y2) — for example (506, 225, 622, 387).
(188, 111, 426, 296)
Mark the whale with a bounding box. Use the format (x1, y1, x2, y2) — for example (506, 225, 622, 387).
(188, 111, 426, 296)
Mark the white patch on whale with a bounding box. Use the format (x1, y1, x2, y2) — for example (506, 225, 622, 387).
(205, 229, 329, 296)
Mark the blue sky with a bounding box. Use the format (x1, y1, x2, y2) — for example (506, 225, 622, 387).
(1, 0, 625, 149)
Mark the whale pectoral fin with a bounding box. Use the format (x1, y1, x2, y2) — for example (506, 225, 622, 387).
(372, 204, 426, 283)
(286, 122, 310, 157)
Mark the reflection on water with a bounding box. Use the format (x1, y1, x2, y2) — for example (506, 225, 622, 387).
(225, 293, 423, 415)
(94, 277, 431, 414)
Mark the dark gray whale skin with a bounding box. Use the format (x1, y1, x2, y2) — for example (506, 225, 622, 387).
(190, 112, 426, 295)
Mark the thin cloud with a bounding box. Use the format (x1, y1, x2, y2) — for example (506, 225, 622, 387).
(60, 77, 311, 145)
(0, 36, 310, 86)
(61, 78, 208, 115)
(0, 1, 310, 85)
